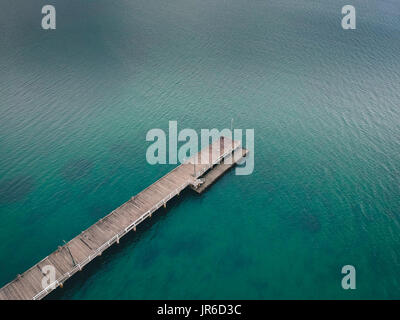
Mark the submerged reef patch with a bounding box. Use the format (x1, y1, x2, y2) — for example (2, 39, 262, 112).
(299, 209, 321, 233)
(0, 175, 35, 204)
(62, 159, 94, 182)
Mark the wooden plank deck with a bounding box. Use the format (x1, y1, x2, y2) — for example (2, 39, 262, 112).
(191, 148, 248, 194)
(0, 137, 241, 300)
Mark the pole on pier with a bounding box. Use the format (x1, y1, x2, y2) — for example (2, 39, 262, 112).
(186, 156, 196, 177)
(193, 154, 196, 177)
(231, 118, 235, 150)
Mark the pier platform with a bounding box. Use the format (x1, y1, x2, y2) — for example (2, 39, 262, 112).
(191, 148, 248, 193)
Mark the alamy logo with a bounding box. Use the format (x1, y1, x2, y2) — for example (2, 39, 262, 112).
(41, 5, 56, 30)
(341, 265, 356, 290)
(145, 121, 254, 175)
(41, 265, 56, 290)
(341, 5, 356, 30)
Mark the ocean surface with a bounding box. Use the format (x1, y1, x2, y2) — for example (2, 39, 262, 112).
(0, 0, 399, 299)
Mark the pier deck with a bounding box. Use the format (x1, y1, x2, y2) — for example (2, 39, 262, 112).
(0, 137, 243, 300)
(191, 148, 248, 194)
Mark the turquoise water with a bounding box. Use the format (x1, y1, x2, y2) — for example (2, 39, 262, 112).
(1, 0, 400, 299)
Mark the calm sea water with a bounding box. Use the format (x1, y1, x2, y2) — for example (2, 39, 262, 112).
(1, 0, 399, 299)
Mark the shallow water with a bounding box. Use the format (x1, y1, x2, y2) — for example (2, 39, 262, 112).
(0, 0, 399, 299)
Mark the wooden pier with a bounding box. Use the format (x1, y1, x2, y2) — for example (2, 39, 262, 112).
(0, 137, 246, 300)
